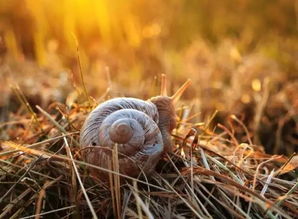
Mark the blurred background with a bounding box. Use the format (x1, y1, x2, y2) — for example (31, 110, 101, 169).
(0, 0, 297, 154)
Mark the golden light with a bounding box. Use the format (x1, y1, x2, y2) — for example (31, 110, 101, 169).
(230, 47, 242, 62)
(181, 148, 186, 158)
(252, 79, 262, 92)
(142, 23, 161, 38)
(241, 94, 251, 103)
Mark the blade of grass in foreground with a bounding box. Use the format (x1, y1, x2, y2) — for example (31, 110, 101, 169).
(63, 136, 98, 219)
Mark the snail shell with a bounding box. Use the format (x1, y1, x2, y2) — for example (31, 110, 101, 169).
(80, 78, 191, 179)
(80, 98, 164, 178)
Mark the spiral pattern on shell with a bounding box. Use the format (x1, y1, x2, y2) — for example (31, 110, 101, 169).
(80, 98, 164, 178)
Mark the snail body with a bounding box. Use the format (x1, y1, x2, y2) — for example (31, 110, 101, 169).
(80, 77, 191, 179)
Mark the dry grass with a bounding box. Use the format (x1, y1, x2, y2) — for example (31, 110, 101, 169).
(0, 94, 297, 218)
(0, 1, 297, 217)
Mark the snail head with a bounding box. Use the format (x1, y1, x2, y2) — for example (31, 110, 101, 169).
(149, 75, 191, 132)
(149, 96, 176, 131)
(149, 75, 191, 153)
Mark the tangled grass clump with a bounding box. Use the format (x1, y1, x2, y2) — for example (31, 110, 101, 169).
(0, 98, 297, 218)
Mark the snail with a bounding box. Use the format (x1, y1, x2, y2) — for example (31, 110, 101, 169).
(80, 75, 191, 179)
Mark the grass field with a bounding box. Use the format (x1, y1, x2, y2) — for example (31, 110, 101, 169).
(0, 0, 297, 218)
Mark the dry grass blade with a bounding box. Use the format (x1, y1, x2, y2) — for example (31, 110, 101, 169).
(10, 84, 41, 130)
(63, 136, 98, 219)
(274, 180, 298, 207)
(36, 105, 80, 146)
(0, 132, 78, 158)
(109, 144, 121, 218)
(165, 153, 212, 218)
(157, 173, 203, 218)
(34, 176, 63, 219)
(253, 78, 270, 144)
(0, 188, 32, 219)
(0, 158, 39, 204)
(131, 180, 154, 219)
(20, 206, 76, 219)
(72, 34, 92, 106)
(171, 79, 192, 104)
